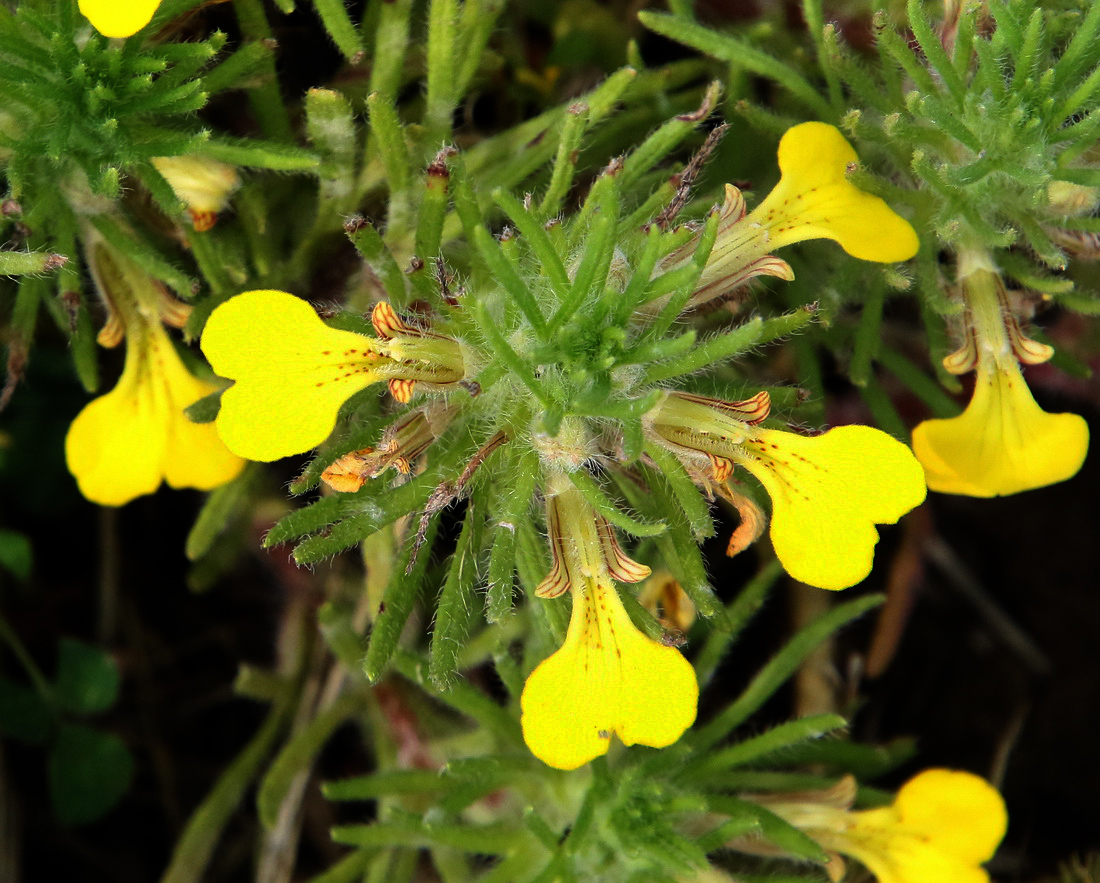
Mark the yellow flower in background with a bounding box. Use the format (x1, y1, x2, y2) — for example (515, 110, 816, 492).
(202, 290, 465, 462)
(912, 253, 1089, 496)
(683, 122, 919, 307)
(769, 769, 1007, 883)
(520, 484, 698, 770)
(79, 0, 161, 38)
(647, 392, 927, 590)
(66, 324, 244, 506)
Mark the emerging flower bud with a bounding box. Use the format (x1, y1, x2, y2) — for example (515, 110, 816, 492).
(152, 155, 241, 232)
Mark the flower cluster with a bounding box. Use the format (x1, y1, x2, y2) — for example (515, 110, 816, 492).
(191, 121, 930, 774)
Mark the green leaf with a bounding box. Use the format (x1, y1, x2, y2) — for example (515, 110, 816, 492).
(684, 713, 848, 780)
(640, 444, 714, 542)
(567, 468, 666, 538)
(368, 0, 413, 100)
(428, 504, 485, 691)
(692, 594, 883, 750)
(424, 0, 460, 143)
(538, 102, 592, 220)
(486, 453, 539, 622)
(0, 529, 32, 579)
(183, 386, 224, 423)
(257, 691, 364, 829)
(48, 723, 133, 826)
(706, 796, 827, 863)
(0, 250, 68, 276)
(198, 136, 318, 171)
(306, 86, 358, 209)
(69, 296, 101, 393)
(313, 0, 365, 60)
(263, 495, 349, 547)
(55, 638, 119, 716)
(639, 11, 834, 120)
(201, 40, 277, 95)
(291, 472, 441, 564)
(0, 676, 52, 743)
(776, 733, 917, 779)
(186, 464, 258, 562)
(362, 518, 441, 682)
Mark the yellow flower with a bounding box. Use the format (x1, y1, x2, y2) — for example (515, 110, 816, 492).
(520, 485, 698, 770)
(769, 769, 1008, 883)
(201, 290, 390, 462)
(911, 255, 1089, 497)
(913, 358, 1089, 497)
(66, 231, 244, 506)
(202, 290, 465, 462)
(79, 0, 161, 38)
(684, 123, 919, 307)
(749, 122, 920, 260)
(739, 425, 927, 590)
(647, 392, 927, 590)
(66, 323, 245, 506)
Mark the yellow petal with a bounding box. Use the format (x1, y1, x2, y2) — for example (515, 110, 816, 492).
(66, 356, 165, 507)
(66, 330, 244, 506)
(752, 122, 919, 262)
(845, 770, 1006, 883)
(158, 343, 247, 492)
(201, 290, 386, 462)
(890, 770, 1007, 865)
(912, 360, 1089, 497)
(521, 577, 698, 770)
(737, 426, 927, 590)
(78, 0, 161, 37)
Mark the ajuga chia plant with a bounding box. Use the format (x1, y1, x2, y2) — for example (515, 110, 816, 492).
(0, 0, 1053, 880)
(206, 112, 928, 722)
(187, 30, 943, 883)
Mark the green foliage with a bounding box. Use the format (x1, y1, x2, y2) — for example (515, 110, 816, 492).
(48, 722, 134, 826)
(0, 629, 130, 826)
(645, 0, 1100, 408)
(320, 582, 878, 881)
